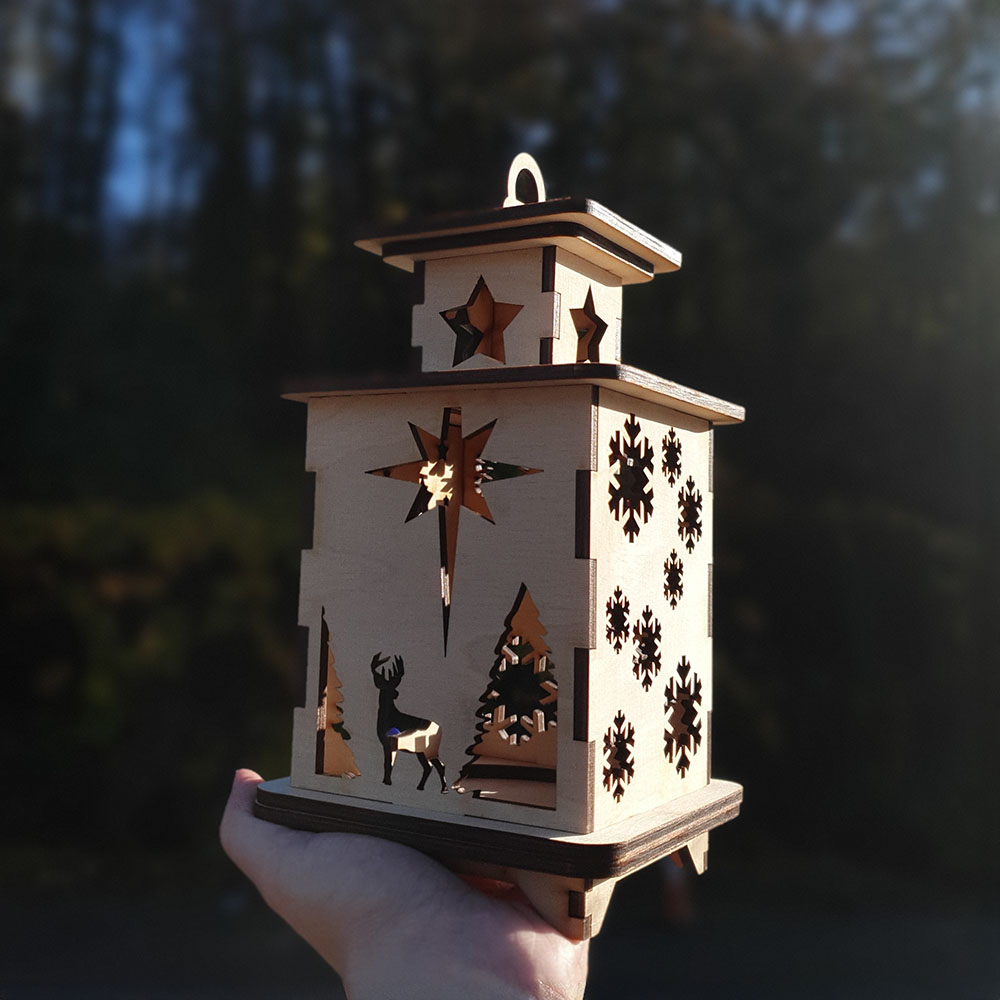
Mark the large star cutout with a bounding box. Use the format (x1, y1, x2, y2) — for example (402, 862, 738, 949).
(367, 407, 541, 653)
(570, 286, 608, 363)
(440, 276, 523, 366)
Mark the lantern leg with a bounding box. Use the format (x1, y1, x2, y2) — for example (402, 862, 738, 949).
(511, 870, 618, 940)
(670, 832, 709, 874)
(444, 859, 617, 940)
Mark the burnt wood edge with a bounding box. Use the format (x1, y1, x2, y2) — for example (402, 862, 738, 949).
(707, 711, 713, 781)
(253, 781, 742, 880)
(289, 363, 643, 394)
(381, 221, 654, 277)
(411, 259, 426, 305)
(281, 364, 746, 425)
(573, 648, 590, 742)
(574, 469, 591, 559)
(356, 197, 680, 267)
(357, 197, 594, 242)
(707, 562, 714, 639)
(302, 470, 316, 550)
(541, 245, 556, 292)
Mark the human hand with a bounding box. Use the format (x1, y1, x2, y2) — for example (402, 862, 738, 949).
(221, 769, 590, 1000)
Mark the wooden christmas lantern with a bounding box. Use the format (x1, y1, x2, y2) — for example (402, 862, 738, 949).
(255, 154, 744, 939)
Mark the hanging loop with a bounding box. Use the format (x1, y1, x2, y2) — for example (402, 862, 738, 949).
(503, 152, 547, 207)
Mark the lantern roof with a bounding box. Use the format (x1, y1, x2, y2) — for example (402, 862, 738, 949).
(356, 154, 682, 285)
(284, 362, 744, 426)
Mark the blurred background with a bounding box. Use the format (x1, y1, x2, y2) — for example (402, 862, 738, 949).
(1, 0, 998, 996)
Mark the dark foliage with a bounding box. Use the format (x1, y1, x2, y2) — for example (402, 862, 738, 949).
(1, 0, 997, 884)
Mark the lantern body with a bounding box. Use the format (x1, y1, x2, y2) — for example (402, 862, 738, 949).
(256, 157, 743, 937)
(283, 370, 731, 839)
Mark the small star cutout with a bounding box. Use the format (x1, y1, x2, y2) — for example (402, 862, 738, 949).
(441, 276, 523, 366)
(570, 286, 608, 363)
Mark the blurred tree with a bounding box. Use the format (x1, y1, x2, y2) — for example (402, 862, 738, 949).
(0, 0, 996, 881)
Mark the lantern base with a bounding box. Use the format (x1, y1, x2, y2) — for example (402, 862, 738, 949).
(254, 776, 741, 938)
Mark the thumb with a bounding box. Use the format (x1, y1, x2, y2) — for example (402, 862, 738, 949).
(220, 768, 301, 882)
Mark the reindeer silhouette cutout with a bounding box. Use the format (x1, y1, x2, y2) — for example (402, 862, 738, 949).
(370, 653, 448, 792)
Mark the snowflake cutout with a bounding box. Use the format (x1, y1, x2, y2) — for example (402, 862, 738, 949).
(664, 657, 702, 777)
(605, 586, 630, 653)
(632, 605, 662, 691)
(485, 640, 557, 745)
(608, 414, 654, 542)
(664, 549, 684, 609)
(662, 428, 682, 486)
(603, 711, 635, 802)
(678, 476, 703, 553)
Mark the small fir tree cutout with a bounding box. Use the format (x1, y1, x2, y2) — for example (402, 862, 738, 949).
(664, 657, 702, 777)
(678, 476, 703, 553)
(603, 711, 635, 802)
(664, 549, 684, 609)
(608, 414, 654, 541)
(315, 609, 360, 778)
(605, 586, 630, 653)
(632, 605, 662, 691)
(456, 583, 557, 808)
(662, 428, 682, 485)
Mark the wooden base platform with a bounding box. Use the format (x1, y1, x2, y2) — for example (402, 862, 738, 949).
(255, 777, 742, 939)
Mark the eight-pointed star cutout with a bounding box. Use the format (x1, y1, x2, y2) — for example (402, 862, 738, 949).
(440, 276, 523, 366)
(570, 286, 608, 363)
(366, 407, 540, 653)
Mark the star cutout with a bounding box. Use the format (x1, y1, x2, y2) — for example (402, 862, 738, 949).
(367, 407, 541, 652)
(440, 276, 523, 366)
(570, 286, 608, 363)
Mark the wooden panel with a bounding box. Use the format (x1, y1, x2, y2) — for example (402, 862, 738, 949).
(550, 248, 623, 366)
(589, 389, 715, 833)
(411, 250, 559, 371)
(290, 383, 598, 834)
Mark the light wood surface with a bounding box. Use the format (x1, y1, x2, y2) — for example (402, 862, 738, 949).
(289, 384, 597, 833)
(588, 388, 714, 832)
(284, 378, 734, 840)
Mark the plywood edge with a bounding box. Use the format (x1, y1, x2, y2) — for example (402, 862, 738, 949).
(381, 228, 655, 284)
(355, 197, 681, 279)
(254, 776, 742, 880)
(282, 364, 745, 426)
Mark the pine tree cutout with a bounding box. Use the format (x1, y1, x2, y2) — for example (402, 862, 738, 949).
(455, 583, 557, 809)
(316, 608, 360, 778)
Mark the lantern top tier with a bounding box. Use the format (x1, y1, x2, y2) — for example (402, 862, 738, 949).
(356, 155, 684, 372)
